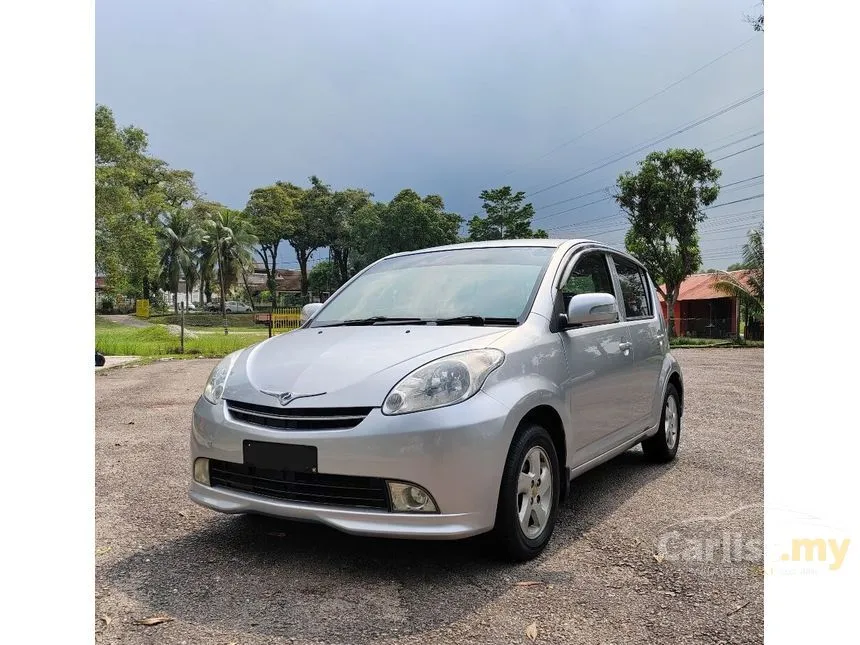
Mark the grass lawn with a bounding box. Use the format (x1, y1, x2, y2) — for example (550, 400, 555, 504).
(96, 324, 270, 357)
(95, 316, 123, 329)
(670, 337, 763, 348)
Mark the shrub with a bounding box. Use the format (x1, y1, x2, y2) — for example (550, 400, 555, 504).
(99, 295, 115, 313)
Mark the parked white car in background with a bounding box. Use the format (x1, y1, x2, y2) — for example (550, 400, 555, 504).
(225, 301, 252, 313)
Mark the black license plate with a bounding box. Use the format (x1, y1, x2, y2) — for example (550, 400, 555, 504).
(243, 441, 318, 473)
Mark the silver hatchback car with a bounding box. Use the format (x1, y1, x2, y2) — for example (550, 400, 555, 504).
(189, 239, 683, 560)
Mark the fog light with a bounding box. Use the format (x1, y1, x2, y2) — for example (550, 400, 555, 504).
(387, 482, 438, 513)
(193, 458, 210, 486)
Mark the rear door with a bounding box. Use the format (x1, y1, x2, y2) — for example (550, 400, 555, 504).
(557, 251, 639, 463)
(608, 254, 666, 426)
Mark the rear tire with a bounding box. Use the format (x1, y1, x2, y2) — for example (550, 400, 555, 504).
(641, 383, 681, 463)
(491, 423, 560, 562)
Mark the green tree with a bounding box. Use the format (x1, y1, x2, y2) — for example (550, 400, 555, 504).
(244, 182, 301, 308)
(219, 209, 258, 309)
(745, 1, 764, 31)
(95, 105, 200, 300)
(291, 177, 332, 298)
(327, 187, 373, 285)
(714, 226, 764, 326)
(615, 148, 721, 337)
(351, 189, 462, 272)
(95, 105, 159, 298)
(189, 200, 222, 306)
(467, 186, 547, 241)
(203, 208, 259, 333)
(308, 260, 336, 297)
(157, 210, 201, 312)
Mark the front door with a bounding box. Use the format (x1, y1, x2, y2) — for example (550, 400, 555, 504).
(557, 251, 639, 466)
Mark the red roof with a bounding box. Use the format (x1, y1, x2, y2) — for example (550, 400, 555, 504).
(658, 270, 752, 302)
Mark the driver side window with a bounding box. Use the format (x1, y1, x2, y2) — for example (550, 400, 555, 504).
(561, 252, 616, 311)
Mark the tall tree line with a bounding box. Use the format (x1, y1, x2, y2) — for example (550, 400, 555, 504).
(96, 105, 257, 328)
(96, 105, 548, 306)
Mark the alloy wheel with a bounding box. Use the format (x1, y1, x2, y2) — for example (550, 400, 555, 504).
(517, 446, 553, 539)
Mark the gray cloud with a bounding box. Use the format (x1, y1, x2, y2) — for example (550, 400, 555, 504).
(96, 0, 763, 268)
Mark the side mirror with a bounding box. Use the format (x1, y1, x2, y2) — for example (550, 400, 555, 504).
(300, 302, 323, 324)
(566, 292, 619, 327)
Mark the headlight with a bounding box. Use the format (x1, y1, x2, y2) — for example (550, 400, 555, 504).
(382, 349, 504, 415)
(202, 351, 241, 404)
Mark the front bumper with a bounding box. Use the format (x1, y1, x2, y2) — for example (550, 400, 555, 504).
(189, 392, 514, 539)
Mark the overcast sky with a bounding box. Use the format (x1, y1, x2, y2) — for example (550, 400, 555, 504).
(96, 0, 764, 269)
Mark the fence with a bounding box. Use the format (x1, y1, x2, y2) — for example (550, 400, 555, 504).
(254, 307, 303, 337)
(675, 317, 734, 339)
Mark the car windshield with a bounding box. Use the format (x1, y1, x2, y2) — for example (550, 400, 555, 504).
(310, 246, 555, 326)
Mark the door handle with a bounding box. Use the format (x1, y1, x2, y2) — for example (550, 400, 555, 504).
(619, 341, 632, 351)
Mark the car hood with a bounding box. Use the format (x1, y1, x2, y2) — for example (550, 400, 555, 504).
(224, 325, 513, 408)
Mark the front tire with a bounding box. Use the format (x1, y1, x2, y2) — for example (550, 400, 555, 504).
(491, 423, 560, 562)
(641, 383, 681, 462)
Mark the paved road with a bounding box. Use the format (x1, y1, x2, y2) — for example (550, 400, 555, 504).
(95, 349, 763, 644)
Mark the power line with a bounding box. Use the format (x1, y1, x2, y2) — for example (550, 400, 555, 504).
(525, 89, 764, 198)
(712, 142, 763, 162)
(500, 36, 757, 178)
(704, 131, 763, 154)
(707, 193, 764, 209)
(535, 168, 763, 229)
(576, 214, 764, 240)
(721, 173, 764, 187)
(521, 124, 762, 195)
(550, 206, 764, 237)
(532, 147, 763, 225)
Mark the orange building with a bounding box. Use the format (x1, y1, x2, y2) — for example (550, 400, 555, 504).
(658, 271, 754, 339)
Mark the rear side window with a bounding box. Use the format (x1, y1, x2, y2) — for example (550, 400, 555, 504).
(612, 256, 652, 319)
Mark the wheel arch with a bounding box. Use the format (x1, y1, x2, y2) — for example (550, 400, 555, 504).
(512, 403, 570, 502)
(667, 370, 684, 416)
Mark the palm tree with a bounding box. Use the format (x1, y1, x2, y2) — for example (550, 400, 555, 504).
(203, 208, 258, 334)
(713, 226, 763, 335)
(157, 211, 201, 313)
(218, 209, 258, 300)
(182, 255, 200, 310)
(196, 237, 216, 306)
(188, 200, 219, 307)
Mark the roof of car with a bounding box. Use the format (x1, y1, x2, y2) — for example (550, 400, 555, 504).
(384, 238, 598, 258)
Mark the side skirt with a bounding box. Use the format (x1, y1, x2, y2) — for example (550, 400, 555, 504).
(567, 423, 658, 481)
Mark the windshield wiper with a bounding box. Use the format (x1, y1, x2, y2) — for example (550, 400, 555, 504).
(432, 315, 519, 327)
(319, 316, 426, 327)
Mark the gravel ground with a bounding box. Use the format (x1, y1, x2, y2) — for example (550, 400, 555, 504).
(95, 348, 763, 645)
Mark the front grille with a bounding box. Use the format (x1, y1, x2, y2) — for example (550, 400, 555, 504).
(225, 399, 372, 430)
(209, 460, 390, 510)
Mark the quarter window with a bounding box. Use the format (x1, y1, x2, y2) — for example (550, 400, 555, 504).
(612, 256, 652, 319)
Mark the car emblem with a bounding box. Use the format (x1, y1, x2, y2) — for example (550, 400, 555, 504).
(260, 390, 326, 406)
